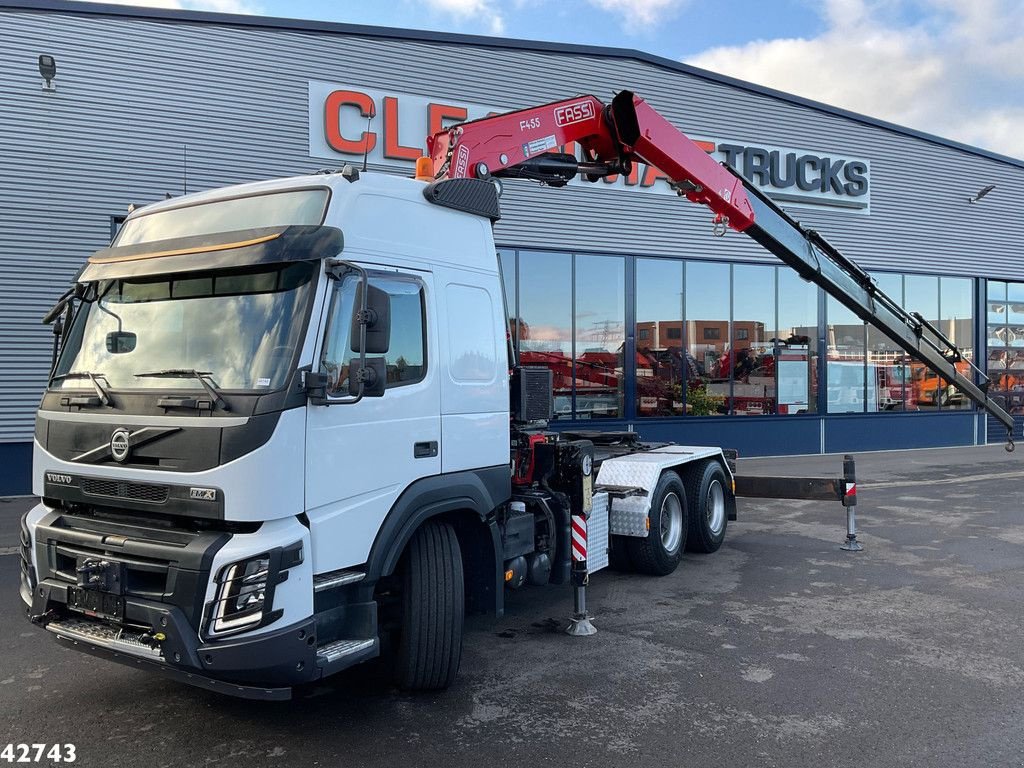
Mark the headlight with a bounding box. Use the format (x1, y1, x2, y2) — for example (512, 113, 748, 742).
(205, 541, 303, 639)
(19, 513, 36, 607)
(209, 554, 272, 636)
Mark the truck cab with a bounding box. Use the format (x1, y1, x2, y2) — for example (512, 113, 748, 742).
(23, 170, 517, 695)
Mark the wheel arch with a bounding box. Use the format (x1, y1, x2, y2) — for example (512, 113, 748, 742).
(365, 466, 509, 617)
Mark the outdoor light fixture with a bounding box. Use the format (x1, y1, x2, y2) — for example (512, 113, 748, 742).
(968, 184, 996, 203)
(38, 54, 56, 90)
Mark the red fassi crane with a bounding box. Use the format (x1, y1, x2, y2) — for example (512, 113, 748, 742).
(427, 90, 1016, 449)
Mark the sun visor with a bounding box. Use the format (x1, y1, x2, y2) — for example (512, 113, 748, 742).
(79, 225, 343, 282)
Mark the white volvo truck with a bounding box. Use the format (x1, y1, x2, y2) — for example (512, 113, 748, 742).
(20, 90, 1013, 700)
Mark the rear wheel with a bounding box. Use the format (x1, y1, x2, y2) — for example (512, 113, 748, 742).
(685, 461, 729, 553)
(394, 520, 464, 691)
(628, 470, 688, 576)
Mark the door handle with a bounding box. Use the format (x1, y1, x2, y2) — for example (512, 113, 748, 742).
(414, 441, 438, 458)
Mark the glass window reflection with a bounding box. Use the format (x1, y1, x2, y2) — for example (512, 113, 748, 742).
(939, 277, 973, 410)
(518, 251, 573, 419)
(498, 249, 517, 347)
(827, 297, 866, 413)
(732, 264, 776, 416)
(776, 270, 818, 414)
(905, 275, 940, 410)
(685, 262, 729, 415)
(636, 258, 684, 416)
(868, 273, 906, 412)
(574, 254, 625, 419)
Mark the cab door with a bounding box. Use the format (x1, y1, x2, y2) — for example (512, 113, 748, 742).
(304, 267, 440, 573)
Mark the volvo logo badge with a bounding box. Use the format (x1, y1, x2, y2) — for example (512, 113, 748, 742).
(110, 428, 131, 463)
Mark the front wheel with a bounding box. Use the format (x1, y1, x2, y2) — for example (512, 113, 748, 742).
(686, 461, 729, 553)
(628, 470, 688, 576)
(394, 520, 464, 690)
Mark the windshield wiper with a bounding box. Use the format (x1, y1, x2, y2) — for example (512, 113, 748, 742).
(49, 371, 112, 406)
(134, 369, 230, 411)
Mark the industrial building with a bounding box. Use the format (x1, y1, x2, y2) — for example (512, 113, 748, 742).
(2, 0, 1023, 495)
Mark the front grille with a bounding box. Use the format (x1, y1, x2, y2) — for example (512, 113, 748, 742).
(81, 477, 169, 504)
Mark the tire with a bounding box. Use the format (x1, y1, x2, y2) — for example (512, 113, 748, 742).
(394, 520, 464, 691)
(628, 470, 688, 576)
(685, 460, 729, 554)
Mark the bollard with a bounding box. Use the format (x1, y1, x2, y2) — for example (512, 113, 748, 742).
(839, 454, 863, 552)
(566, 514, 597, 636)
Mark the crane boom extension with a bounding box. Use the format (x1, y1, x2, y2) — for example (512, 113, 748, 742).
(428, 90, 1015, 446)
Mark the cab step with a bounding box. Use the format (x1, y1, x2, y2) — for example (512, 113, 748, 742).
(313, 569, 365, 592)
(46, 618, 162, 660)
(316, 637, 378, 670)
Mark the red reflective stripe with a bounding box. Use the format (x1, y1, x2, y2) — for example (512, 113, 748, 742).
(571, 515, 587, 561)
(845, 483, 857, 497)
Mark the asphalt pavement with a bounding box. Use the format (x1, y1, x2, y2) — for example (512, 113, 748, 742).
(2, 445, 1023, 767)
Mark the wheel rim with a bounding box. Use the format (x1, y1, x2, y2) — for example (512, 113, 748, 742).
(706, 479, 725, 536)
(660, 491, 683, 553)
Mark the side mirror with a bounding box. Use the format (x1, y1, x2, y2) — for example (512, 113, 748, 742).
(349, 356, 386, 397)
(42, 296, 71, 325)
(106, 330, 137, 354)
(350, 283, 391, 354)
(303, 370, 329, 406)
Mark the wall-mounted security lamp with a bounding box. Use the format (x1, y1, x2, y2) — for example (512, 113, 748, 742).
(968, 184, 996, 204)
(38, 54, 57, 91)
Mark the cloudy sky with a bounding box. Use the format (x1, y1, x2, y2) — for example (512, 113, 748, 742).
(82, 0, 1024, 159)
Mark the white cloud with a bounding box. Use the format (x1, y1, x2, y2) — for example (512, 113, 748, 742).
(684, 0, 1024, 159)
(74, 0, 262, 13)
(420, 0, 506, 35)
(586, 0, 686, 29)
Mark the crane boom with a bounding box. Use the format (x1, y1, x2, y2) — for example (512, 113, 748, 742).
(427, 90, 1015, 447)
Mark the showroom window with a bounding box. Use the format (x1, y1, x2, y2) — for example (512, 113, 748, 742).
(987, 279, 1024, 416)
(636, 258, 684, 416)
(776, 269, 819, 414)
(829, 272, 975, 414)
(868, 272, 906, 412)
(636, 259, 815, 418)
(826, 296, 867, 413)
(515, 250, 624, 420)
(686, 261, 730, 416)
(574, 254, 625, 419)
(505, 249, 970, 421)
(939, 277, 974, 410)
(905, 274, 941, 412)
(731, 264, 776, 416)
(518, 251, 573, 419)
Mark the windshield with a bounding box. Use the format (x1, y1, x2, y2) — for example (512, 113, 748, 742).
(53, 261, 317, 392)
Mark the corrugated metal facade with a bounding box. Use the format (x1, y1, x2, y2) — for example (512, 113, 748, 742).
(2, 2, 1023, 487)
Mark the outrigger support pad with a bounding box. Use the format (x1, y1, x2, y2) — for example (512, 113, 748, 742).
(566, 517, 597, 636)
(839, 454, 863, 552)
(566, 584, 598, 637)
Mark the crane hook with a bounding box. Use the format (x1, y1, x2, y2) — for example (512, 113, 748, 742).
(1006, 430, 1015, 453)
(712, 214, 729, 237)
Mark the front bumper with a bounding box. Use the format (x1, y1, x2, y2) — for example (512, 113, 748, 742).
(22, 503, 327, 699)
(24, 504, 379, 698)
(30, 580, 322, 699)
